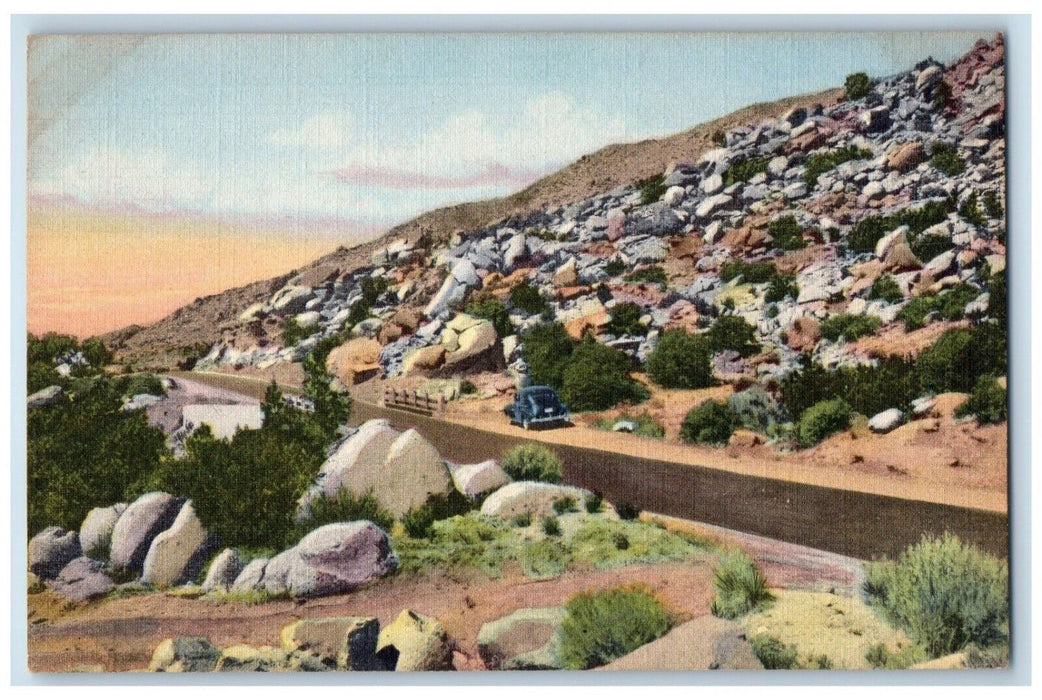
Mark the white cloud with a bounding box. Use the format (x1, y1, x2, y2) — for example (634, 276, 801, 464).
(265, 110, 357, 153)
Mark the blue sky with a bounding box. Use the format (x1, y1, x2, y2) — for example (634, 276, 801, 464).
(29, 31, 986, 233)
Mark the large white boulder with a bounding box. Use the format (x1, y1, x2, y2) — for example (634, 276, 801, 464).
(108, 492, 185, 575)
(141, 500, 210, 588)
(480, 482, 592, 520)
(450, 460, 511, 498)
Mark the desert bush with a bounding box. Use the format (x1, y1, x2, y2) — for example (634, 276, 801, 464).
(896, 283, 978, 331)
(965, 642, 1010, 669)
(958, 191, 987, 228)
(542, 515, 562, 537)
(987, 271, 1007, 325)
(909, 232, 954, 262)
(847, 198, 954, 253)
(584, 492, 604, 514)
(346, 276, 389, 326)
(466, 293, 513, 337)
(393, 513, 521, 578)
(114, 373, 167, 399)
(512, 512, 532, 527)
(559, 585, 672, 669)
(616, 502, 641, 521)
(509, 282, 548, 315)
(767, 215, 808, 251)
(520, 322, 575, 388)
(863, 533, 1008, 657)
(864, 642, 922, 670)
(501, 443, 563, 483)
(983, 189, 1004, 219)
(460, 379, 478, 395)
(520, 538, 570, 579)
(710, 550, 774, 619)
(707, 315, 761, 356)
(764, 272, 799, 303)
(954, 376, 1007, 425)
(915, 325, 1006, 394)
(843, 71, 872, 100)
(646, 330, 714, 389)
(282, 317, 320, 346)
(680, 400, 739, 446)
(719, 259, 776, 284)
(728, 385, 787, 434)
(291, 489, 394, 543)
(624, 266, 668, 287)
(804, 144, 873, 188)
(603, 258, 627, 277)
(560, 338, 649, 411)
(870, 274, 904, 304)
(751, 635, 799, 669)
(401, 490, 474, 539)
(636, 175, 668, 205)
(930, 141, 966, 176)
(552, 496, 578, 515)
(606, 302, 648, 337)
(711, 129, 727, 147)
(724, 155, 771, 187)
(819, 313, 881, 342)
(796, 398, 851, 447)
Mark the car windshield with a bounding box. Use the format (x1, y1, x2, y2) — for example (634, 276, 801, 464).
(524, 389, 561, 406)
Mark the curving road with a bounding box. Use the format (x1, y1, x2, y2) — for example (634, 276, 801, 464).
(175, 372, 1009, 561)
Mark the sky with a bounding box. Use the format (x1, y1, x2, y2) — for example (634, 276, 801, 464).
(27, 31, 988, 336)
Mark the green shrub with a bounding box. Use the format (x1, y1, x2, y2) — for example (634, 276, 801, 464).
(779, 357, 918, 422)
(680, 400, 739, 446)
(751, 635, 799, 669)
(965, 642, 1010, 669)
(805, 144, 873, 188)
(930, 142, 966, 176)
(983, 190, 1004, 219)
(764, 273, 799, 303)
(584, 492, 603, 514)
(843, 72, 872, 100)
(954, 376, 1007, 425)
(819, 313, 881, 342)
(707, 315, 761, 356)
(712, 129, 727, 147)
(282, 317, 320, 346)
(847, 198, 954, 253)
(915, 325, 1006, 394)
(606, 302, 648, 337)
(520, 538, 570, 579)
(292, 489, 393, 543)
(870, 274, 904, 304)
(767, 215, 808, 251)
(520, 322, 575, 388)
(510, 282, 548, 315)
(393, 513, 521, 578)
(863, 533, 1008, 657)
(552, 496, 578, 515)
(710, 550, 774, 619)
(460, 379, 478, 395)
(896, 283, 978, 331)
(637, 175, 668, 205)
(864, 642, 921, 670)
(401, 490, 474, 539)
(958, 191, 987, 228)
(559, 585, 672, 669)
(719, 259, 776, 284)
(909, 232, 953, 262)
(647, 330, 714, 389)
(560, 338, 649, 411)
(728, 385, 787, 434)
(346, 276, 389, 326)
(603, 258, 627, 277)
(987, 271, 1007, 325)
(795, 398, 851, 447)
(724, 155, 771, 187)
(114, 373, 167, 399)
(512, 512, 532, 527)
(624, 266, 668, 287)
(466, 293, 513, 337)
(616, 502, 641, 521)
(542, 515, 562, 537)
(501, 443, 563, 483)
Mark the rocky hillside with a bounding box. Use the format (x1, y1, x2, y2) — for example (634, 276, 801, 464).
(179, 36, 1005, 404)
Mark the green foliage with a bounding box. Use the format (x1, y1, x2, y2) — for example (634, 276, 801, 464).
(603, 258, 627, 277)
(616, 502, 641, 521)
(863, 533, 1008, 657)
(346, 276, 389, 327)
(569, 517, 701, 569)
(302, 342, 353, 442)
(27, 375, 167, 535)
(843, 72, 872, 100)
(909, 233, 953, 262)
(584, 492, 604, 514)
(707, 315, 761, 356)
(819, 313, 881, 342)
(915, 325, 1006, 394)
(711, 129, 727, 147)
(520, 538, 570, 579)
(987, 271, 1006, 325)
(728, 385, 787, 434)
(27, 333, 113, 393)
(710, 549, 774, 619)
(520, 322, 575, 388)
(501, 443, 563, 483)
(460, 379, 478, 395)
(624, 266, 668, 287)
(804, 145, 873, 189)
(637, 175, 668, 205)
(80, 337, 114, 368)
(401, 490, 474, 539)
(896, 283, 979, 331)
(606, 302, 648, 337)
(983, 190, 1004, 220)
(847, 198, 954, 253)
(780, 356, 918, 422)
(512, 512, 532, 527)
(391, 513, 522, 579)
(764, 272, 799, 303)
(594, 412, 665, 439)
(680, 400, 739, 446)
(509, 282, 548, 315)
(767, 215, 808, 251)
(647, 330, 714, 389)
(282, 317, 320, 346)
(542, 514, 562, 537)
(291, 489, 394, 543)
(552, 496, 578, 515)
(724, 155, 771, 187)
(870, 274, 904, 304)
(864, 642, 922, 670)
(796, 398, 851, 447)
(751, 635, 799, 669)
(958, 191, 987, 228)
(559, 585, 672, 669)
(466, 293, 513, 338)
(954, 376, 1007, 425)
(965, 642, 1009, 669)
(113, 373, 166, 398)
(719, 259, 776, 284)
(929, 141, 966, 176)
(560, 338, 649, 411)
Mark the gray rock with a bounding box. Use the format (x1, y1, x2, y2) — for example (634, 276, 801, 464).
(47, 557, 114, 602)
(450, 258, 480, 286)
(79, 503, 127, 560)
(376, 609, 454, 671)
(701, 173, 724, 195)
(477, 607, 567, 670)
(230, 557, 269, 592)
(663, 185, 685, 207)
(109, 492, 185, 576)
(450, 460, 511, 498)
(481, 482, 593, 520)
(28, 526, 81, 579)
(141, 500, 212, 588)
(612, 419, 636, 433)
(911, 396, 937, 417)
(280, 616, 381, 670)
(27, 385, 64, 410)
(695, 193, 732, 219)
(149, 637, 221, 672)
(782, 181, 808, 199)
(202, 548, 244, 591)
(916, 65, 944, 94)
(869, 408, 906, 434)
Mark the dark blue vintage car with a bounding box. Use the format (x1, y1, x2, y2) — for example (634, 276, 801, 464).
(504, 385, 571, 430)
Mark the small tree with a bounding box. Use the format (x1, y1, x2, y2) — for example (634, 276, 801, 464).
(796, 398, 851, 448)
(560, 338, 648, 412)
(559, 585, 672, 669)
(680, 400, 739, 446)
(501, 443, 563, 483)
(843, 72, 872, 100)
(646, 330, 714, 389)
(708, 315, 761, 357)
(520, 322, 575, 389)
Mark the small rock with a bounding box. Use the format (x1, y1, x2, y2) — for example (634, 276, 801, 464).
(477, 607, 567, 670)
(27, 385, 64, 410)
(149, 637, 220, 672)
(280, 616, 381, 670)
(868, 408, 906, 434)
(28, 526, 81, 579)
(376, 609, 454, 671)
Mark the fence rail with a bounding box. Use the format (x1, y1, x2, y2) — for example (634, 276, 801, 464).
(380, 386, 445, 417)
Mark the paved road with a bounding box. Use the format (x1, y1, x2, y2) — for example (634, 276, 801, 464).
(179, 372, 1009, 561)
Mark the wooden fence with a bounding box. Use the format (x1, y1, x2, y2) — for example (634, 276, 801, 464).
(380, 386, 445, 417)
